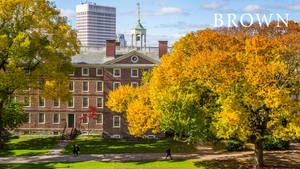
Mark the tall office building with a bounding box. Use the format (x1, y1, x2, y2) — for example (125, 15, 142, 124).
(76, 3, 116, 46)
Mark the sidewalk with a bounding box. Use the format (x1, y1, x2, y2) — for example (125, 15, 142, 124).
(0, 143, 299, 165)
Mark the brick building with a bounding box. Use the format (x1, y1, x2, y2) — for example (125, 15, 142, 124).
(16, 40, 170, 138)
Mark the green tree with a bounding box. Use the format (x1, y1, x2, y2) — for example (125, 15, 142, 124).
(0, 0, 80, 148)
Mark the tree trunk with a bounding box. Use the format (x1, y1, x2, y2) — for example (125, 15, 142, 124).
(255, 139, 264, 169)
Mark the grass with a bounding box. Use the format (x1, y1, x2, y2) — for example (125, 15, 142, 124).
(0, 135, 59, 157)
(0, 160, 248, 169)
(62, 136, 196, 154)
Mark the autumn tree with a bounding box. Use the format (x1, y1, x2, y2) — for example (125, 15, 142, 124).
(187, 28, 299, 168)
(0, 0, 80, 148)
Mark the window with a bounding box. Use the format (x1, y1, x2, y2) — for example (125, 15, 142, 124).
(53, 98, 60, 107)
(131, 56, 139, 63)
(82, 113, 88, 124)
(143, 68, 149, 72)
(39, 96, 45, 107)
(69, 81, 74, 92)
(68, 97, 74, 108)
(97, 97, 103, 108)
(23, 96, 30, 107)
(97, 81, 103, 92)
(131, 68, 139, 77)
(113, 68, 121, 77)
(82, 97, 89, 108)
(82, 68, 89, 76)
(113, 116, 120, 128)
(132, 82, 139, 88)
(96, 113, 103, 125)
(113, 82, 121, 90)
(53, 113, 60, 124)
(96, 68, 103, 76)
(83, 81, 89, 92)
(25, 113, 31, 124)
(38, 112, 45, 124)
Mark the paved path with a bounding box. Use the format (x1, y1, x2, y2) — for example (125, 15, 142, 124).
(0, 143, 299, 166)
(45, 140, 70, 155)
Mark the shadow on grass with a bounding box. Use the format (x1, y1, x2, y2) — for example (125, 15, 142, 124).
(0, 163, 55, 169)
(194, 159, 253, 169)
(0, 136, 58, 157)
(63, 137, 196, 154)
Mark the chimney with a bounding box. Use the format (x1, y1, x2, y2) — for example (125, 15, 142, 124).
(159, 41, 168, 59)
(106, 40, 116, 57)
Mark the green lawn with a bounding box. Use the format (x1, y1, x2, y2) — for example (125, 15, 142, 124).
(0, 135, 59, 157)
(62, 136, 196, 154)
(0, 160, 245, 169)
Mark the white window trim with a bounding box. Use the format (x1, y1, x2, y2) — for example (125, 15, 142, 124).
(113, 68, 121, 77)
(69, 80, 74, 92)
(82, 68, 89, 76)
(113, 115, 121, 128)
(96, 68, 103, 76)
(97, 81, 103, 92)
(82, 113, 89, 124)
(26, 113, 31, 124)
(96, 113, 103, 125)
(131, 68, 139, 78)
(82, 97, 89, 108)
(53, 113, 60, 124)
(39, 97, 45, 107)
(82, 81, 89, 92)
(53, 99, 60, 108)
(97, 97, 104, 108)
(38, 112, 45, 124)
(23, 96, 31, 107)
(67, 97, 74, 108)
(113, 82, 121, 90)
(131, 56, 139, 63)
(69, 71, 74, 76)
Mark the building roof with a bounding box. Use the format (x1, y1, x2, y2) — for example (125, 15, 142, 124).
(71, 46, 161, 66)
(134, 22, 145, 29)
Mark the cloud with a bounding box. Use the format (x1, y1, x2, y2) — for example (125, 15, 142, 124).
(156, 21, 211, 30)
(242, 5, 266, 13)
(123, 7, 188, 16)
(59, 9, 76, 19)
(287, 2, 300, 11)
(202, 1, 228, 12)
(144, 7, 187, 16)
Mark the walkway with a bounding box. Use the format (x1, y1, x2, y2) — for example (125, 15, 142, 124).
(0, 143, 299, 166)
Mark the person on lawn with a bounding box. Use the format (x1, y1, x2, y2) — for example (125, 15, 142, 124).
(73, 144, 80, 157)
(165, 148, 172, 160)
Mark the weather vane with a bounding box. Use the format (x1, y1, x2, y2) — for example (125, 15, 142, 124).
(137, 2, 141, 23)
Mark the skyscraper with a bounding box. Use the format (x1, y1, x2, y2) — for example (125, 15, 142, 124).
(76, 3, 116, 46)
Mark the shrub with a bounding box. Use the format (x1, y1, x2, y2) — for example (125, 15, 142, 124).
(225, 140, 243, 151)
(264, 136, 290, 150)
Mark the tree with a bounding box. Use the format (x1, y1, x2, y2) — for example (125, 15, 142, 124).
(187, 29, 299, 168)
(0, 0, 80, 148)
(77, 106, 99, 137)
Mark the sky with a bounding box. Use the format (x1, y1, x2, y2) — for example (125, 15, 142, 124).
(54, 0, 300, 46)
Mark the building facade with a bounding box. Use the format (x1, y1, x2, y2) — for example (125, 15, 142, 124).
(76, 3, 116, 46)
(16, 40, 170, 138)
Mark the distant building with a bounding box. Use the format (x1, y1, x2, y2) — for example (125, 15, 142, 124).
(116, 34, 127, 47)
(76, 3, 116, 46)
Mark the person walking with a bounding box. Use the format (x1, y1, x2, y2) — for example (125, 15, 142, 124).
(165, 148, 172, 160)
(73, 144, 80, 157)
